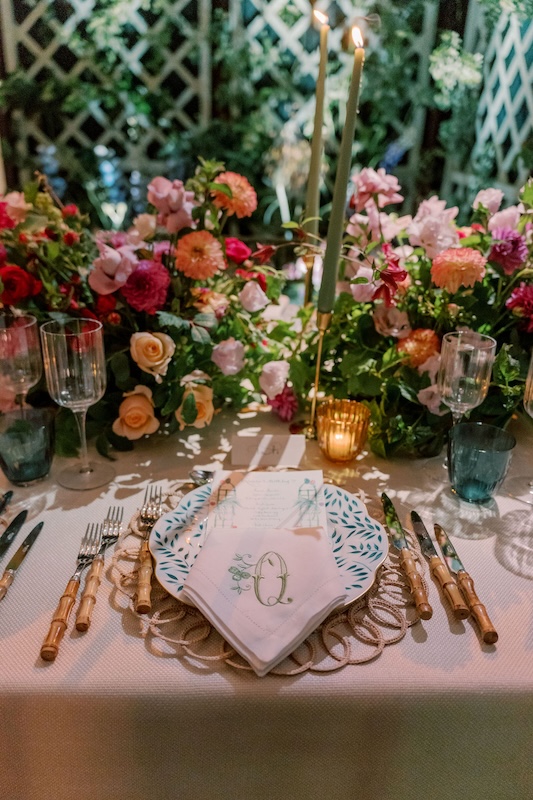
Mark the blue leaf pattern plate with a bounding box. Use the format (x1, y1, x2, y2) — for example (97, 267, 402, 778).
(150, 484, 387, 608)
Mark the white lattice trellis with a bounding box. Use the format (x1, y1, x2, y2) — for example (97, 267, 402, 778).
(441, 1, 533, 206)
(0, 0, 212, 184)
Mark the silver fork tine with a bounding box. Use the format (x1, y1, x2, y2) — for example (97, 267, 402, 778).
(41, 523, 103, 661)
(135, 484, 163, 614)
(75, 506, 124, 633)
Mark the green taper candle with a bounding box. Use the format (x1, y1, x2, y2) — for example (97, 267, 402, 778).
(304, 11, 329, 240)
(317, 28, 365, 314)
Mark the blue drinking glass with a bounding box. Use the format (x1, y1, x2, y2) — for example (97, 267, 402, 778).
(448, 422, 516, 504)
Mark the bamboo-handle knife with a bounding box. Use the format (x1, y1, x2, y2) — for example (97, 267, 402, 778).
(434, 523, 498, 644)
(381, 494, 432, 620)
(411, 511, 469, 620)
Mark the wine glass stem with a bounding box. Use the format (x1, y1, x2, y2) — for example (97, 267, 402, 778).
(72, 409, 92, 474)
(451, 412, 463, 426)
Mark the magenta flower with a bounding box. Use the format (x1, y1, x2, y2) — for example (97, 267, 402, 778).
(269, 385, 298, 422)
(506, 283, 533, 332)
(489, 227, 528, 274)
(121, 260, 171, 314)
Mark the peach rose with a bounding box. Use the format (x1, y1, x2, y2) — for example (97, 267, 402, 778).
(130, 332, 176, 383)
(175, 384, 214, 430)
(112, 385, 160, 440)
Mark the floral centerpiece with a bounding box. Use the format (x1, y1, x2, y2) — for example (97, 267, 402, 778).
(290, 169, 533, 458)
(0, 162, 296, 455)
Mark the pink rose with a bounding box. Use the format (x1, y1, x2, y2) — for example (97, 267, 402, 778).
(417, 385, 447, 416)
(473, 188, 504, 215)
(408, 196, 459, 259)
(2, 191, 32, 224)
(88, 243, 138, 295)
(211, 337, 245, 375)
(351, 168, 404, 211)
(259, 361, 290, 400)
(239, 281, 269, 312)
(147, 176, 195, 234)
(225, 237, 252, 264)
(372, 305, 411, 339)
(488, 206, 520, 232)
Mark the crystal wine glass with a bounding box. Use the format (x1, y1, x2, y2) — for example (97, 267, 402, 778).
(506, 349, 533, 505)
(40, 318, 115, 490)
(438, 331, 497, 426)
(0, 312, 42, 411)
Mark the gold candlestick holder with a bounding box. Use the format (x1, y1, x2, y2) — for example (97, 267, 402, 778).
(302, 310, 332, 440)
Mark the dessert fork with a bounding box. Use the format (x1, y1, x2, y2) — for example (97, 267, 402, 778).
(75, 506, 124, 632)
(40, 522, 102, 662)
(135, 485, 163, 615)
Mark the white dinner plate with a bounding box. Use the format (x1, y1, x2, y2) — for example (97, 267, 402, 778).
(150, 484, 388, 608)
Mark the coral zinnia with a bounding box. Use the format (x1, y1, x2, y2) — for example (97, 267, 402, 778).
(121, 260, 170, 314)
(431, 247, 486, 294)
(211, 172, 258, 218)
(396, 328, 440, 367)
(175, 230, 226, 280)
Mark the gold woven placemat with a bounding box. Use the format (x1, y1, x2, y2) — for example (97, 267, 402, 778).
(109, 482, 429, 676)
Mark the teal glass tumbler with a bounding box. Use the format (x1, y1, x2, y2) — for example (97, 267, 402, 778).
(448, 422, 516, 504)
(0, 408, 54, 486)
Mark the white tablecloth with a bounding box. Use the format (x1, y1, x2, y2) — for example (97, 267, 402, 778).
(1, 409, 532, 800)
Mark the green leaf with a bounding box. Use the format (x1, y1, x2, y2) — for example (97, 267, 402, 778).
(106, 428, 135, 451)
(109, 352, 131, 387)
(193, 311, 218, 330)
(209, 181, 232, 197)
(181, 391, 198, 424)
(157, 311, 190, 331)
(191, 325, 212, 345)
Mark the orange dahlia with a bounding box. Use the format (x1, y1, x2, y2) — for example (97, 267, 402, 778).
(431, 247, 486, 294)
(211, 172, 258, 218)
(396, 328, 440, 367)
(175, 231, 226, 280)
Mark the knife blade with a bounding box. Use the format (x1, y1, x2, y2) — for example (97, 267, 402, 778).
(381, 493, 432, 620)
(0, 491, 13, 517)
(411, 511, 469, 620)
(0, 510, 28, 562)
(434, 523, 498, 644)
(0, 521, 44, 601)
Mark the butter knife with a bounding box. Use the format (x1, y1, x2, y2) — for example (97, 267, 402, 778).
(0, 521, 44, 600)
(0, 510, 28, 561)
(434, 523, 498, 644)
(381, 493, 432, 620)
(411, 511, 469, 620)
(0, 491, 13, 517)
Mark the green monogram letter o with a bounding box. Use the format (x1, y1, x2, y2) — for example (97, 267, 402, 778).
(254, 551, 292, 606)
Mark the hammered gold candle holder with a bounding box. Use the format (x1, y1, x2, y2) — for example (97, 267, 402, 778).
(316, 399, 371, 462)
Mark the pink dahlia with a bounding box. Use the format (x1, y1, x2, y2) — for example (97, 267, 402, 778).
(175, 230, 226, 280)
(121, 260, 170, 314)
(212, 172, 258, 218)
(269, 385, 298, 422)
(431, 247, 486, 294)
(506, 282, 533, 333)
(489, 227, 528, 275)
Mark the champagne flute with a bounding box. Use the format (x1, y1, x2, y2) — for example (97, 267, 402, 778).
(506, 349, 533, 505)
(0, 312, 42, 411)
(40, 318, 115, 490)
(438, 331, 497, 425)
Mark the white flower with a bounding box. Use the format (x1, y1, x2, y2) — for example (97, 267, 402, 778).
(239, 281, 269, 312)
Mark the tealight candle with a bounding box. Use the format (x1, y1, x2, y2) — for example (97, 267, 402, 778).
(316, 398, 370, 462)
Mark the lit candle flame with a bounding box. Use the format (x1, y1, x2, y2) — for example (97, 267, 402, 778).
(352, 26, 364, 48)
(314, 9, 329, 25)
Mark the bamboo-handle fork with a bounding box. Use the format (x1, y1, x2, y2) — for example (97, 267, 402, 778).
(135, 486, 163, 615)
(40, 523, 102, 662)
(75, 506, 124, 632)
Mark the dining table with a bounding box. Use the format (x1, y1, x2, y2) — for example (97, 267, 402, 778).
(0, 405, 532, 800)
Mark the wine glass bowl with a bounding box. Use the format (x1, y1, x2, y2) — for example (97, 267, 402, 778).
(506, 349, 533, 505)
(40, 318, 114, 490)
(437, 331, 497, 425)
(0, 312, 42, 407)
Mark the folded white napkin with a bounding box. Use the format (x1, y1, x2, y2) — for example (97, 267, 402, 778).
(181, 525, 346, 676)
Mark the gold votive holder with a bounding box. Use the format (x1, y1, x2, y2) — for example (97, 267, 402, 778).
(316, 399, 371, 462)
